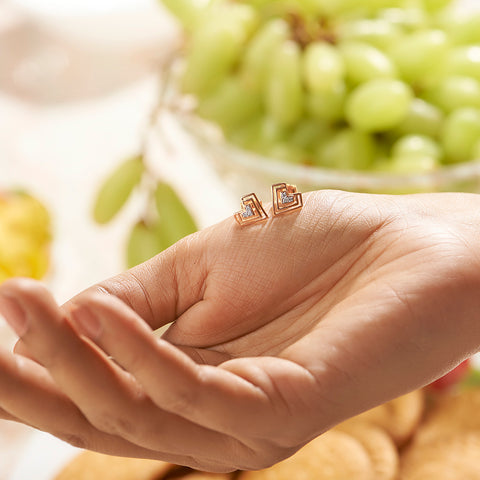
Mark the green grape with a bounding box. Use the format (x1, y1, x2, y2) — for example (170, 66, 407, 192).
(340, 42, 397, 85)
(394, 98, 444, 138)
(391, 134, 442, 161)
(424, 76, 480, 113)
(238, 0, 323, 17)
(303, 42, 345, 93)
(420, 0, 452, 12)
(289, 119, 332, 151)
(337, 19, 403, 51)
(385, 154, 439, 174)
(444, 46, 480, 83)
(281, 0, 324, 16)
(182, 4, 258, 96)
(93, 156, 144, 225)
(442, 108, 480, 163)
(197, 76, 262, 131)
(266, 41, 304, 128)
(235, 0, 274, 8)
(226, 117, 263, 149)
(307, 81, 346, 123)
(240, 19, 290, 92)
(473, 139, 480, 160)
(316, 0, 402, 16)
(267, 143, 306, 164)
(377, 7, 428, 31)
(315, 129, 376, 170)
(257, 116, 288, 148)
(159, 0, 210, 29)
(446, 13, 480, 45)
(346, 79, 413, 132)
(233, 116, 287, 154)
(389, 30, 449, 83)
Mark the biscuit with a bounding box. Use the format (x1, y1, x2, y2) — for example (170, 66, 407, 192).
(414, 389, 480, 446)
(400, 432, 480, 480)
(240, 430, 374, 480)
(180, 474, 232, 480)
(340, 390, 425, 446)
(54, 451, 174, 480)
(335, 422, 398, 480)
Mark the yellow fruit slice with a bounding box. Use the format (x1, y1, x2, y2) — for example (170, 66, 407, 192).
(1, 192, 51, 245)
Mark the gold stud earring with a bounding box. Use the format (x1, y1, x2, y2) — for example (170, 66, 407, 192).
(272, 183, 303, 216)
(234, 193, 268, 226)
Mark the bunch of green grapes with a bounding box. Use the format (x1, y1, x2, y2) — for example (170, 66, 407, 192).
(0, 191, 51, 284)
(161, 0, 480, 174)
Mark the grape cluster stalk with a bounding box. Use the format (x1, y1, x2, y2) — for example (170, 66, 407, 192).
(160, 0, 480, 174)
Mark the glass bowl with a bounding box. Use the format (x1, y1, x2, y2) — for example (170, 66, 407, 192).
(152, 0, 480, 202)
(175, 110, 480, 198)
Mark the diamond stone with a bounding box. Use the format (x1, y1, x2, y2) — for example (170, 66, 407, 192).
(242, 205, 254, 218)
(281, 191, 295, 204)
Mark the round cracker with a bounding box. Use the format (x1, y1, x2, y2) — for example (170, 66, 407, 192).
(414, 389, 480, 446)
(335, 423, 399, 480)
(240, 430, 374, 480)
(400, 432, 480, 480)
(54, 451, 173, 480)
(181, 474, 232, 480)
(341, 390, 425, 446)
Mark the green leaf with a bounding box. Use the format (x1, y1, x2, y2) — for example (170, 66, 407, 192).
(154, 182, 197, 247)
(126, 221, 166, 268)
(93, 156, 144, 225)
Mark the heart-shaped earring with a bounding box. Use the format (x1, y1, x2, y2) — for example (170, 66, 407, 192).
(234, 193, 268, 226)
(272, 183, 303, 216)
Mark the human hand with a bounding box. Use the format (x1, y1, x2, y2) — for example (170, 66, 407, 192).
(1, 189, 480, 472)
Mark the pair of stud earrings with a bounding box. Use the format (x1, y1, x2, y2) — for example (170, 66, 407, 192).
(234, 183, 303, 226)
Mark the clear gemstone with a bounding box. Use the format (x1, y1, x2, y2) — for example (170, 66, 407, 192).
(243, 205, 254, 218)
(281, 191, 295, 204)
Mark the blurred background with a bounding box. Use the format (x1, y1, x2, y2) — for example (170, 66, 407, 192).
(0, 1, 233, 477)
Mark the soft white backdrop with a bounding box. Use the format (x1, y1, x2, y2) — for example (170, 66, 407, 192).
(0, 2, 234, 478)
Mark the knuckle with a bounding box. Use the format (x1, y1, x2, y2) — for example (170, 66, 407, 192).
(90, 410, 137, 437)
(59, 432, 89, 450)
(162, 387, 195, 414)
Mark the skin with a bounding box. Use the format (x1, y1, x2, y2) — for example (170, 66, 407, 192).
(1, 189, 480, 472)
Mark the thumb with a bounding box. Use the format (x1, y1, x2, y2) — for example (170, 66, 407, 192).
(64, 236, 207, 331)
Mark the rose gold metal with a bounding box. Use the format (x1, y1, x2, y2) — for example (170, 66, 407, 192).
(234, 193, 268, 226)
(272, 183, 303, 216)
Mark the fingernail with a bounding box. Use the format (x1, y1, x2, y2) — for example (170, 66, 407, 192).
(71, 306, 102, 340)
(0, 294, 28, 337)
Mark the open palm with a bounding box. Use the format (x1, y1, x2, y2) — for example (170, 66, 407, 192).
(1, 189, 479, 472)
